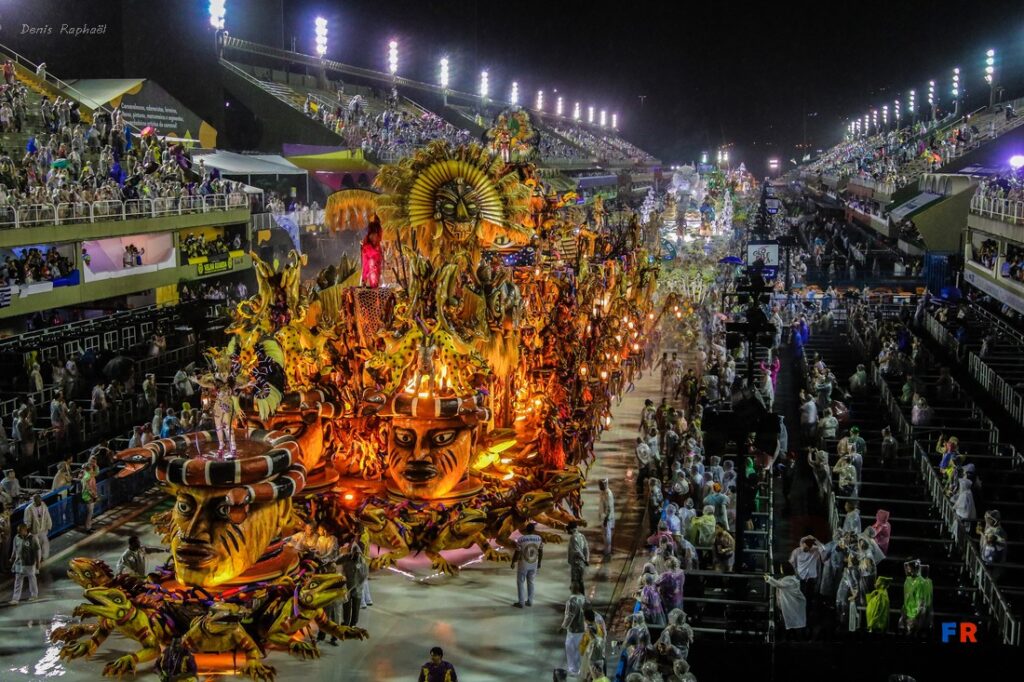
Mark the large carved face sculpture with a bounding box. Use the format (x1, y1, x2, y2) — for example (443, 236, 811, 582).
(386, 416, 476, 500)
(169, 486, 292, 586)
(435, 178, 480, 247)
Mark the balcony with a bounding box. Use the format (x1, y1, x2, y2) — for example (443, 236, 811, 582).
(970, 192, 1024, 225)
(0, 193, 250, 248)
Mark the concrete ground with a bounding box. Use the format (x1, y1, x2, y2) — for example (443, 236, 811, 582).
(0, 371, 660, 681)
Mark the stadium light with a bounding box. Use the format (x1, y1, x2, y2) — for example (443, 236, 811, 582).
(951, 67, 960, 98)
(723, 150, 729, 163)
(556, 96, 563, 116)
(717, 150, 722, 163)
(701, 152, 708, 164)
(612, 113, 617, 130)
(314, 17, 327, 57)
(388, 39, 398, 76)
(894, 99, 901, 123)
(1009, 154, 1024, 170)
(600, 109, 606, 127)
(882, 104, 888, 127)
(209, 0, 226, 29)
(479, 70, 489, 100)
(872, 109, 878, 131)
(573, 101, 581, 121)
(588, 106, 594, 124)
(908, 90, 915, 113)
(986, 48, 996, 107)
(510, 81, 519, 106)
(439, 58, 449, 89)
(536, 90, 544, 111)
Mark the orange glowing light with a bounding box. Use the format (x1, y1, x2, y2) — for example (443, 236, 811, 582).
(344, 493, 355, 501)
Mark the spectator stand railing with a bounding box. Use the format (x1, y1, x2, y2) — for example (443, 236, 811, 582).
(7, 463, 158, 550)
(968, 353, 1024, 428)
(923, 308, 1024, 429)
(970, 191, 1024, 225)
(915, 441, 1021, 645)
(0, 194, 246, 230)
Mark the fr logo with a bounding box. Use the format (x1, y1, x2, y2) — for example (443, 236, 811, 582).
(941, 622, 977, 643)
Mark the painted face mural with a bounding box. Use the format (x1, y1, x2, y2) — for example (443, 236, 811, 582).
(170, 486, 292, 587)
(386, 416, 477, 500)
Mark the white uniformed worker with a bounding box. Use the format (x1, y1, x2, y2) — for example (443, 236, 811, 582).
(511, 522, 543, 608)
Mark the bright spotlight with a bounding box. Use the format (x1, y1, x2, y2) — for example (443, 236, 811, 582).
(314, 17, 327, 57)
(209, 0, 227, 29)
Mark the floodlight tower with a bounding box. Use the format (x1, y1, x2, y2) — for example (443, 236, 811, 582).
(439, 58, 450, 105)
(985, 49, 996, 107)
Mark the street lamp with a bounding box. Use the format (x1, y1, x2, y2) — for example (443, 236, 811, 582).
(510, 81, 519, 106)
(556, 96, 563, 116)
(479, 70, 489, 101)
(985, 49, 996, 107)
(314, 17, 327, 57)
(536, 90, 544, 111)
(928, 80, 935, 121)
(573, 101, 580, 121)
(600, 109, 606, 127)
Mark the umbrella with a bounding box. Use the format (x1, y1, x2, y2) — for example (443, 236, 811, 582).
(51, 158, 69, 169)
(103, 355, 135, 382)
(719, 256, 743, 265)
(140, 126, 156, 137)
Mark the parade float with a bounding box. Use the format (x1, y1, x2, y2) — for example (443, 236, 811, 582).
(55, 112, 662, 679)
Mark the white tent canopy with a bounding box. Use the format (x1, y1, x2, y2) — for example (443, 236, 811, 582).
(192, 150, 305, 176)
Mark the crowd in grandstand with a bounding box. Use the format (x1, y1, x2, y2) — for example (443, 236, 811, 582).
(977, 169, 1024, 203)
(538, 134, 590, 160)
(303, 94, 473, 160)
(180, 232, 238, 260)
(0, 76, 244, 226)
(1, 246, 74, 285)
(552, 122, 656, 163)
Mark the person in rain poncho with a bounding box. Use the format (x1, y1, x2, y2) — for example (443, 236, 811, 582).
(979, 509, 1008, 568)
(870, 509, 891, 555)
(842, 501, 862, 534)
(807, 449, 831, 503)
(866, 575, 892, 633)
(765, 562, 807, 633)
(835, 553, 861, 631)
(657, 556, 686, 613)
(818, 531, 855, 602)
(953, 477, 976, 522)
(899, 560, 928, 635)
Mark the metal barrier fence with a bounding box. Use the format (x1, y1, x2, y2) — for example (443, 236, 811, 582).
(923, 310, 1024, 429)
(969, 353, 1024, 428)
(971, 192, 1024, 225)
(0, 194, 247, 230)
(916, 442, 1020, 646)
(8, 465, 157, 540)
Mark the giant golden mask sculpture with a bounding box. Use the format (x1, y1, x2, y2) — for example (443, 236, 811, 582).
(386, 416, 477, 500)
(170, 485, 292, 587)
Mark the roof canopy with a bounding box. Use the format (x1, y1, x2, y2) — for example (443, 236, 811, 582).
(193, 150, 305, 176)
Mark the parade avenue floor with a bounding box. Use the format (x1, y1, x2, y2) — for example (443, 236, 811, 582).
(0, 376, 655, 682)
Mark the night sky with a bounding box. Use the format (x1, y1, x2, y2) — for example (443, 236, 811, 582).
(5, 1, 1024, 173)
(243, 0, 1024, 171)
